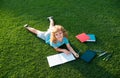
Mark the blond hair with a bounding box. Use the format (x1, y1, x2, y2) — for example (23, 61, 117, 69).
(50, 25, 68, 43)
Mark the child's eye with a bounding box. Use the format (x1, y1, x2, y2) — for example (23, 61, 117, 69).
(59, 32, 63, 34)
(55, 34, 58, 36)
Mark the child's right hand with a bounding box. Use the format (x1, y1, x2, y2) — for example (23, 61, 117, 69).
(63, 49, 71, 54)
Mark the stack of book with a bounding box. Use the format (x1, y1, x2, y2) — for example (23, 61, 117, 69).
(76, 33, 96, 42)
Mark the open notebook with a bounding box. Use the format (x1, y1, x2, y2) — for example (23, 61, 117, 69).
(47, 53, 76, 67)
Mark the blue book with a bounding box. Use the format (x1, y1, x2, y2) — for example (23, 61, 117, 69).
(87, 34, 96, 42)
(81, 50, 96, 63)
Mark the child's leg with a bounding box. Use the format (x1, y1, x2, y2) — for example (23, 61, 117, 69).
(24, 25, 39, 35)
(24, 24, 46, 40)
(48, 16, 55, 29)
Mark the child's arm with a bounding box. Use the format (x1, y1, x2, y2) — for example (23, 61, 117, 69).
(54, 48, 71, 54)
(66, 44, 79, 58)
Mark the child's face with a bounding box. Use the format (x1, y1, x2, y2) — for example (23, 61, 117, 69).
(55, 31, 63, 41)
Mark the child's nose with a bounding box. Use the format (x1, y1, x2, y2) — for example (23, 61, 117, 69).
(58, 35, 61, 37)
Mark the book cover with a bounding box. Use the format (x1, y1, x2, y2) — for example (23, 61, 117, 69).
(76, 33, 90, 42)
(47, 53, 75, 67)
(80, 50, 96, 63)
(87, 34, 96, 42)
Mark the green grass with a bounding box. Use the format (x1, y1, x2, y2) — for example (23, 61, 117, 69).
(0, 0, 120, 78)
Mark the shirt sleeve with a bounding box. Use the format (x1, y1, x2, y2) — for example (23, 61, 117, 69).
(50, 42, 58, 48)
(63, 37, 69, 44)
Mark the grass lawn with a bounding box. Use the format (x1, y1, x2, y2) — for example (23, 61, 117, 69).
(0, 0, 120, 78)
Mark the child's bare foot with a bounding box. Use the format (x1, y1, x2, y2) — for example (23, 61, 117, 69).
(47, 16, 53, 20)
(24, 24, 29, 28)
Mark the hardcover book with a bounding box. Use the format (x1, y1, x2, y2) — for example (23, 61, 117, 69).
(76, 33, 90, 42)
(81, 50, 96, 63)
(87, 34, 96, 42)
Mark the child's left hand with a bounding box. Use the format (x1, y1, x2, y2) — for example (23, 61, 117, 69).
(74, 53, 79, 58)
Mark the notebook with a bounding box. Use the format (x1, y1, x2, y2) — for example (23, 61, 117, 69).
(47, 53, 75, 67)
(76, 33, 90, 42)
(87, 34, 96, 42)
(81, 50, 96, 63)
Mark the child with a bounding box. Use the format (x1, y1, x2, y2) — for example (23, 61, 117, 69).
(24, 16, 79, 58)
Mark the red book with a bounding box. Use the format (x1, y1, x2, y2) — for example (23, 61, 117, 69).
(76, 33, 90, 42)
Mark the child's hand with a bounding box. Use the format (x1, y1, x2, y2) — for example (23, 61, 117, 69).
(74, 53, 79, 58)
(63, 49, 71, 54)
